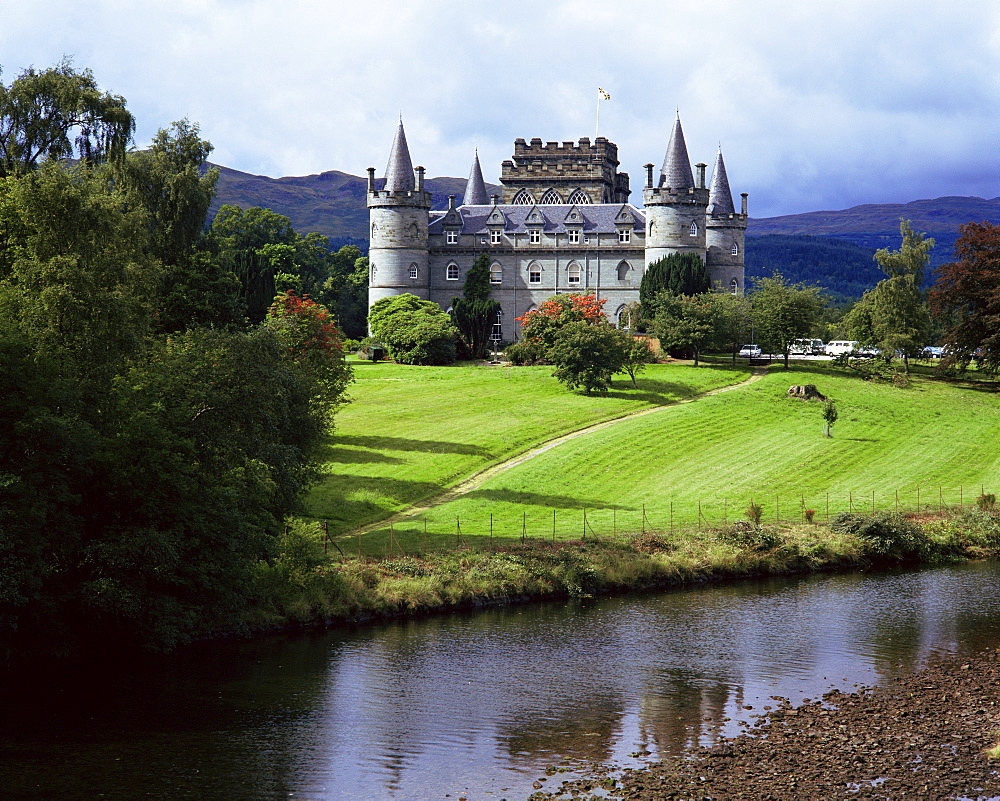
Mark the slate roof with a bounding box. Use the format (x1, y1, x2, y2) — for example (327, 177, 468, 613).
(659, 115, 695, 190)
(382, 119, 414, 192)
(428, 203, 645, 235)
(463, 151, 489, 205)
(708, 148, 735, 217)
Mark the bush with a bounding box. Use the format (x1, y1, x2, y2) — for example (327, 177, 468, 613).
(830, 511, 927, 562)
(745, 502, 763, 525)
(504, 339, 548, 365)
(368, 294, 458, 365)
(977, 493, 997, 511)
(715, 520, 782, 551)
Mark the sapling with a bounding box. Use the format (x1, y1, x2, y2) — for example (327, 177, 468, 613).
(822, 400, 839, 438)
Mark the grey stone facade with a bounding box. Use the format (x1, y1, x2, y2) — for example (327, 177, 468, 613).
(367, 117, 747, 342)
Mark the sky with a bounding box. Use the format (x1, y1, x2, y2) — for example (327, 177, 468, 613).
(2, 0, 998, 218)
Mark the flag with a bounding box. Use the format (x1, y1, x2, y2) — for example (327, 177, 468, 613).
(598, 88, 611, 100)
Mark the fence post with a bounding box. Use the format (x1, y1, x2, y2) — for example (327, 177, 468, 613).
(939, 487, 944, 515)
(826, 492, 830, 524)
(960, 485, 963, 510)
(490, 513, 493, 545)
(358, 528, 362, 559)
(800, 495, 805, 523)
(776, 494, 780, 525)
(423, 518, 427, 552)
(669, 501, 673, 534)
(323, 519, 329, 555)
(849, 491, 854, 513)
(522, 511, 526, 542)
(389, 520, 394, 558)
(917, 484, 921, 511)
(552, 508, 556, 541)
(457, 516, 461, 549)
(724, 498, 728, 525)
(613, 505, 617, 537)
(582, 508, 587, 540)
(895, 489, 899, 513)
(872, 489, 875, 514)
(642, 503, 646, 535)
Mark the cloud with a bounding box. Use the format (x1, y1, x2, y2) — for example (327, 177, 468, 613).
(2, 0, 998, 216)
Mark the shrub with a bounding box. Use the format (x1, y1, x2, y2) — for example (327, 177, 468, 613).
(715, 520, 782, 551)
(804, 508, 816, 523)
(978, 493, 997, 511)
(368, 293, 458, 365)
(745, 502, 763, 525)
(830, 511, 926, 562)
(504, 339, 548, 365)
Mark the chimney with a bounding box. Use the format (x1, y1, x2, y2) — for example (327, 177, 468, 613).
(490, 194, 499, 206)
(644, 163, 654, 189)
(366, 167, 376, 193)
(696, 163, 707, 189)
(414, 166, 425, 193)
(741, 193, 748, 215)
(448, 194, 456, 210)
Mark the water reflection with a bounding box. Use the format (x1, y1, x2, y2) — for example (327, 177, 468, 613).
(2, 562, 999, 800)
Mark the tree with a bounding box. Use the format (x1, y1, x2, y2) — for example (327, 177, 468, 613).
(516, 292, 609, 348)
(548, 320, 628, 393)
(822, 400, 839, 438)
(450, 254, 501, 359)
(318, 246, 368, 340)
(703, 291, 752, 362)
(750, 273, 825, 367)
(640, 253, 710, 318)
(930, 221, 1000, 372)
(0, 58, 134, 177)
(650, 292, 715, 366)
(620, 335, 654, 387)
(368, 293, 458, 364)
(844, 220, 932, 372)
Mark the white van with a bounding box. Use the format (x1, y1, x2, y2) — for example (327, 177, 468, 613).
(826, 340, 858, 356)
(790, 338, 825, 356)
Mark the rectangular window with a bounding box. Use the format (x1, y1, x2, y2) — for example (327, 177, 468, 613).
(529, 269, 541, 284)
(567, 229, 580, 244)
(490, 230, 502, 245)
(446, 231, 458, 244)
(529, 229, 541, 244)
(618, 229, 631, 244)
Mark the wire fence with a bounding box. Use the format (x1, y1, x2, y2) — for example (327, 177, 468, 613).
(326, 485, 997, 560)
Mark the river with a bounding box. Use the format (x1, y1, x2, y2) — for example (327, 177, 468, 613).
(3, 561, 1000, 800)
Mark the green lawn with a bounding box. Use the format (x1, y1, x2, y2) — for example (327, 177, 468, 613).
(306, 359, 749, 534)
(364, 363, 1000, 549)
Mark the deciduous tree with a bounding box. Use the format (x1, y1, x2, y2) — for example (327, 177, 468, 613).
(930, 221, 1000, 372)
(650, 292, 715, 366)
(751, 273, 824, 367)
(368, 293, 458, 364)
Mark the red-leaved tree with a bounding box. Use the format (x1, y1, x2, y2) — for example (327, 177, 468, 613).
(516, 292, 609, 347)
(929, 222, 1000, 372)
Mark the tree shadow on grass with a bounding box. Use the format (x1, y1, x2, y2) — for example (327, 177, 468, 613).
(602, 376, 720, 404)
(308, 474, 445, 532)
(463, 487, 632, 510)
(331, 434, 490, 456)
(316, 444, 406, 465)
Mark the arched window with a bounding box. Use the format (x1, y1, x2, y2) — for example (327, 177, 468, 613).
(730, 278, 739, 295)
(527, 262, 541, 284)
(689, 221, 698, 237)
(512, 190, 534, 205)
(491, 308, 503, 342)
(568, 189, 592, 205)
(371, 222, 378, 238)
(540, 189, 562, 204)
(408, 263, 418, 279)
(616, 260, 631, 281)
(370, 263, 377, 280)
(616, 304, 630, 329)
(649, 219, 655, 235)
(446, 262, 459, 281)
(567, 262, 581, 285)
(731, 242, 739, 256)
(490, 263, 502, 284)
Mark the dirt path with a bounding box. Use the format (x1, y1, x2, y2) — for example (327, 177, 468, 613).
(350, 367, 768, 536)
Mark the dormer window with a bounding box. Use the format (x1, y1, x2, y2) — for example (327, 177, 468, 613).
(490, 230, 502, 245)
(529, 229, 541, 244)
(446, 231, 458, 244)
(567, 229, 580, 244)
(689, 222, 698, 237)
(618, 229, 631, 244)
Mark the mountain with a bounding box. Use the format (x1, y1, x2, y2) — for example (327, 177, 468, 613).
(209, 164, 999, 297)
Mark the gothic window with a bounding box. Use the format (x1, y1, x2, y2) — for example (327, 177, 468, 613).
(540, 189, 562, 205)
(446, 231, 458, 244)
(529, 229, 541, 244)
(618, 229, 631, 244)
(649, 219, 655, 235)
(730, 278, 739, 295)
(568, 189, 592, 205)
(446, 263, 459, 280)
(371, 222, 378, 238)
(512, 190, 534, 205)
(490, 229, 502, 245)
(408, 263, 418, 279)
(408, 222, 418, 238)
(490, 263, 502, 284)
(567, 262, 581, 285)
(567, 229, 580, 244)
(731, 242, 739, 256)
(370, 263, 377, 280)
(616, 304, 630, 329)
(491, 309, 503, 342)
(528, 262, 541, 284)
(689, 221, 698, 237)
(616, 260, 631, 281)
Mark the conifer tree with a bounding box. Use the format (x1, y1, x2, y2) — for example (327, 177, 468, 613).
(450, 254, 501, 359)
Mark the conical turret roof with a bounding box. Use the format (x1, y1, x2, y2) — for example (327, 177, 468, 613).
(463, 150, 488, 206)
(708, 148, 735, 217)
(660, 115, 694, 190)
(383, 119, 415, 192)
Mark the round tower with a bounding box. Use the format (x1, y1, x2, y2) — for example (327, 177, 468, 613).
(704, 148, 748, 294)
(643, 116, 709, 267)
(367, 120, 432, 309)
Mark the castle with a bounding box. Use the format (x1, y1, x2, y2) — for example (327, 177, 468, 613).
(367, 116, 747, 341)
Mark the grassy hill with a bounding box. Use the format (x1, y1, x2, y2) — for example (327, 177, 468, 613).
(309, 360, 1000, 554)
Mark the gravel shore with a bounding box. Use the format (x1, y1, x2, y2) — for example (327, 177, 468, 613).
(532, 649, 1000, 800)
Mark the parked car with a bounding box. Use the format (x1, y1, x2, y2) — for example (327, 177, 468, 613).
(825, 340, 858, 356)
(738, 344, 762, 358)
(923, 346, 945, 359)
(790, 338, 826, 356)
